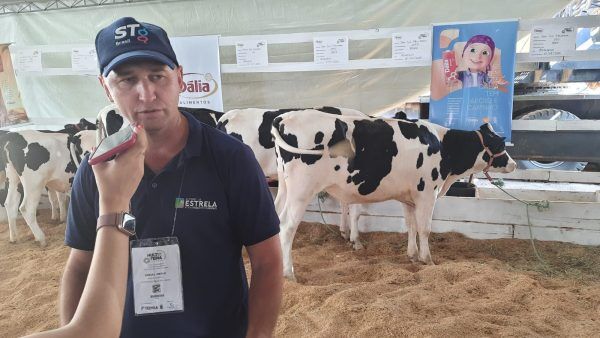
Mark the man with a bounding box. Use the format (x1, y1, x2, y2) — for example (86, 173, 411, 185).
(60, 17, 283, 338)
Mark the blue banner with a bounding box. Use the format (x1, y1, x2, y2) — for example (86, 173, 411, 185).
(430, 20, 518, 141)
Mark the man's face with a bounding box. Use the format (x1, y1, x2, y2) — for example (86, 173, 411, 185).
(100, 60, 184, 133)
(463, 42, 492, 72)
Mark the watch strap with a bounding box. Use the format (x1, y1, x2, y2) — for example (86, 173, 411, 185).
(97, 212, 124, 232)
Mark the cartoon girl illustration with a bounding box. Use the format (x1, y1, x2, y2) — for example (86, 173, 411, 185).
(457, 34, 495, 88)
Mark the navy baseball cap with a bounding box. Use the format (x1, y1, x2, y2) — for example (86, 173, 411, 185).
(95, 17, 179, 77)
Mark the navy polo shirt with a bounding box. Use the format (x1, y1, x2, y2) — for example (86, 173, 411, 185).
(65, 111, 280, 338)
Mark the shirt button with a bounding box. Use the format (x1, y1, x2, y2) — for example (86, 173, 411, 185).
(151, 182, 158, 188)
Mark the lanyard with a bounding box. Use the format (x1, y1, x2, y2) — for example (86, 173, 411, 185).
(131, 162, 187, 240)
(170, 164, 187, 237)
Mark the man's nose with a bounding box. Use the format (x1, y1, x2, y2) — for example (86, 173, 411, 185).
(136, 80, 156, 102)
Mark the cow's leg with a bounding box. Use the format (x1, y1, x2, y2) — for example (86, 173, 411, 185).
(274, 177, 286, 215)
(5, 176, 21, 243)
(19, 181, 46, 247)
(47, 188, 59, 221)
(402, 203, 418, 262)
(339, 202, 350, 240)
(348, 204, 364, 250)
(414, 198, 436, 265)
(278, 184, 316, 282)
(57, 191, 68, 222)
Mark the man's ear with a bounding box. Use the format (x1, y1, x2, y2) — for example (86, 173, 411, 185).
(98, 75, 114, 102)
(176, 66, 185, 92)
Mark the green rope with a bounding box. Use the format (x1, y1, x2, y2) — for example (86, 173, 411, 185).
(488, 177, 550, 265)
(316, 191, 340, 235)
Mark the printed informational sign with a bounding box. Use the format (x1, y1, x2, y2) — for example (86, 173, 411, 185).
(171, 35, 223, 111)
(0, 44, 29, 127)
(313, 36, 349, 65)
(530, 25, 576, 57)
(71, 47, 98, 74)
(235, 40, 268, 67)
(392, 28, 432, 64)
(14, 48, 42, 73)
(430, 20, 518, 141)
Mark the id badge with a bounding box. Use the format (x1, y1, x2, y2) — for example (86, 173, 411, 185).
(130, 237, 184, 316)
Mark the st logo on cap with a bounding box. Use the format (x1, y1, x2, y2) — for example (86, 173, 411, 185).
(96, 17, 179, 76)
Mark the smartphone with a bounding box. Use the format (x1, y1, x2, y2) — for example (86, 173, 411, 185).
(89, 124, 137, 165)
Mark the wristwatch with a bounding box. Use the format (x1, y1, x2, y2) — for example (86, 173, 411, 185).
(97, 212, 136, 236)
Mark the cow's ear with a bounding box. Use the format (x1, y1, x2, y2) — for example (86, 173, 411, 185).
(479, 123, 493, 133)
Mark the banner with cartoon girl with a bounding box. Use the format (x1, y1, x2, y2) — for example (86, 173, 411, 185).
(0, 44, 29, 128)
(430, 20, 518, 141)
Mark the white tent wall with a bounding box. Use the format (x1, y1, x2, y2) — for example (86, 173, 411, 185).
(0, 0, 571, 125)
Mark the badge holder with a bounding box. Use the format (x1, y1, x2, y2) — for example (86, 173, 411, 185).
(130, 237, 184, 316)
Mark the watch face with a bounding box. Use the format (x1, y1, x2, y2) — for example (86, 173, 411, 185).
(121, 213, 136, 236)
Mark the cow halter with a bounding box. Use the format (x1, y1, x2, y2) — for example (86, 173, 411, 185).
(475, 130, 506, 180)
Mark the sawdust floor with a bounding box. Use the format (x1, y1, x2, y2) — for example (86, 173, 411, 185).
(1, 210, 599, 337)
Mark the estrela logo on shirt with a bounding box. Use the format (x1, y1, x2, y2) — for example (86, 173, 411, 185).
(175, 197, 218, 210)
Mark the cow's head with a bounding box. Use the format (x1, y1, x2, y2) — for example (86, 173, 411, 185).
(478, 123, 516, 173)
(61, 118, 97, 134)
(76, 118, 97, 131)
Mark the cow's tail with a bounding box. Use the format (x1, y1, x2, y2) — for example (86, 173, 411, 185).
(0, 131, 10, 184)
(270, 125, 324, 155)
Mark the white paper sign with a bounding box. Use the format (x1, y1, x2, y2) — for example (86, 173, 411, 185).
(392, 29, 432, 63)
(71, 47, 98, 73)
(313, 36, 349, 65)
(171, 35, 223, 111)
(530, 25, 576, 57)
(235, 40, 268, 67)
(14, 49, 42, 72)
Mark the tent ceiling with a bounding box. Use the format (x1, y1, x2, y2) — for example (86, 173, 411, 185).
(0, 0, 163, 14)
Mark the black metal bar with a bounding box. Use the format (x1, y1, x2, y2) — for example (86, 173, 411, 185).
(509, 130, 600, 162)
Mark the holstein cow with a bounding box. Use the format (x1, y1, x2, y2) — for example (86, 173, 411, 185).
(96, 103, 224, 142)
(216, 107, 368, 247)
(1, 130, 96, 246)
(0, 119, 96, 223)
(271, 110, 516, 280)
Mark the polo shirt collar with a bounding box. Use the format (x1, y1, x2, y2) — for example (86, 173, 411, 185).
(180, 109, 205, 160)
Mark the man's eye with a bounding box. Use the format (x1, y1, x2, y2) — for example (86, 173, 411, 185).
(151, 75, 165, 81)
(121, 77, 135, 84)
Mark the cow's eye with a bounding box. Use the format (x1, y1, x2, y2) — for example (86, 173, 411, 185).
(470, 48, 476, 53)
(482, 50, 489, 56)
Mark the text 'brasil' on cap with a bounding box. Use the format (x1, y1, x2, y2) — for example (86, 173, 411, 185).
(95, 17, 179, 77)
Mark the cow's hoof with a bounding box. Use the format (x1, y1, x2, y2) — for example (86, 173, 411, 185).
(284, 274, 297, 282)
(352, 241, 364, 250)
(38, 240, 47, 248)
(408, 255, 418, 263)
(340, 230, 350, 240)
(9, 240, 17, 244)
(420, 257, 435, 265)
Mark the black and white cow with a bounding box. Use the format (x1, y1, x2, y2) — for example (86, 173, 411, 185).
(0, 119, 96, 223)
(217, 107, 369, 247)
(96, 103, 224, 142)
(271, 110, 516, 280)
(1, 130, 95, 246)
(216, 106, 366, 179)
